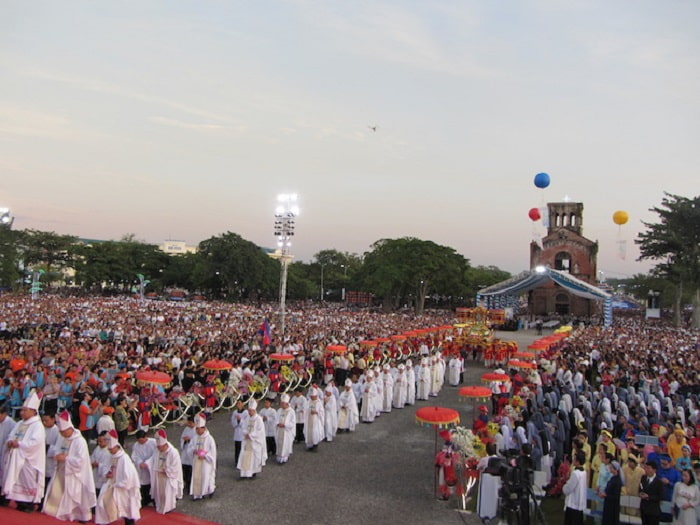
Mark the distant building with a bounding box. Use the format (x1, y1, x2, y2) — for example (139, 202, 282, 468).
(529, 202, 599, 317)
(159, 240, 197, 255)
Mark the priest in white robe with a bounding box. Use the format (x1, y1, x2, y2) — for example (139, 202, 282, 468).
(275, 394, 296, 464)
(304, 386, 325, 450)
(149, 429, 183, 514)
(392, 364, 407, 409)
(338, 380, 359, 432)
(323, 385, 338, 442)
(95, 429, 141, 525)
(448, 355, 462, 386)
(416, 358, 431, 400)
(2, 390, 46, 512)
(0, 405, 16, 495)
(360, 372, 377, 423)
(237, 399, 267, 478)
(190, 414, 216, 499)
(43, 410, 96, 521)
(380, 365, 394, 413)
(404, 360, 416, 405)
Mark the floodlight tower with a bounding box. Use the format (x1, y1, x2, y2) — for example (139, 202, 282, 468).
(0, 208, 13, 229)
(273, 193, 299, 339)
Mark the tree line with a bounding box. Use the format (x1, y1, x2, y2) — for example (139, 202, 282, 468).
(0, 192, 696, 323)
(0, 229, 509, 313)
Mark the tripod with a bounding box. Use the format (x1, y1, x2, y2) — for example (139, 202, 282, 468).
(494, 482, 548, 525)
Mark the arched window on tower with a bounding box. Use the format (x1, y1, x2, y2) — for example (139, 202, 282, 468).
(554, 251, 571, 272)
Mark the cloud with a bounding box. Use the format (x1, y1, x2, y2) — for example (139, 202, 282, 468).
(288, 1, 495, 79)
(148, 116, 240, 133)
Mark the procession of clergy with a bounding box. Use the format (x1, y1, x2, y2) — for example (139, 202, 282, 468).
(0, 351, 455, 524)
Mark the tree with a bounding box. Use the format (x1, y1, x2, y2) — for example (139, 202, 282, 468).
(312, 249, 362, 301)
(464, 265, 512, 304)
(18, 229, 78, 285)
(196, 232, 279, 300)
(0, 226, 21, 290)
(355, 237, 469, 313)
(71, 239, 169, 292)
(636, 193, 700, 328)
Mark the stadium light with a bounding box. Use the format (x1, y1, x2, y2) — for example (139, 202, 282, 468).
(273, 193, 299, 339)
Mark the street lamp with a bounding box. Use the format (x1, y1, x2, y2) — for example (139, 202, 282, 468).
(320, 263, 325, 302)
(273, 193, 299, 339)
(340, 264, 348, 301)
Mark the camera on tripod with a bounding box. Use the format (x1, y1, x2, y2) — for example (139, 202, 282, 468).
(484, 450, 532, 502)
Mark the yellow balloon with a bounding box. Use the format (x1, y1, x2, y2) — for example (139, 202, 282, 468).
(612, 210, 629, 225)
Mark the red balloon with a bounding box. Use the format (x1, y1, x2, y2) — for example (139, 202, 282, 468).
(528, 207, 541, 221)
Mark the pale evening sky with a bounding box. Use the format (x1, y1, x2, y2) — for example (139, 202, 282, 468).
(1, 1, 698, 277)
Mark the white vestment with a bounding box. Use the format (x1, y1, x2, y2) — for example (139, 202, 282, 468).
(95, 448, 141, 524)
(2, 414, 46, 503)
(448, 357, 462, 386)
(43, 430, 97, 521)
(381, 373, 394, 412)
(190, 430, 216, 499)
(131, 438, 157, 486)
(149, 443, 183, 514)
(275, 407, 296, 462)
(237, 414, 267, 477)
(323, 394, 338, 441)
(91, 444, 112, 491)
(405, 367, 416, 405)
(416, 365, 431, 400)
(304, 398, 325, 447)
(338, 389, 359, 431)
(360, 380, 377, 423)
(392, 372, 407, 408)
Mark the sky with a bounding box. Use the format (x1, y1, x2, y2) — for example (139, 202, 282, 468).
(1, 1, 698, 278)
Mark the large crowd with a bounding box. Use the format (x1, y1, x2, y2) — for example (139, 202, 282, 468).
(0, 294, 699, 525)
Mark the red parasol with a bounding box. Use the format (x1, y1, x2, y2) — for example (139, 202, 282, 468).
(512, 352, 535, 360)
(359, 340, 378, 347)
(374, 337, 391, 343)
(458, 385, 492, 429)
(458, 386, 492, 399)
(480, 372, 510, 383)
(415, 406, 461, 428)
(202, 359, 233, 371)
(269, 353, 295, 362)
(135, 371, 171, 386)
(390, 335, 406, 342)
(507, 359, 536, 370)
(326, 344, 348, 354)
(415, 406, 460, 499)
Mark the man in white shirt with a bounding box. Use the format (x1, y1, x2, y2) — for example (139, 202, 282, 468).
(131, 430, 157, 507)
(562, 450, 588, 525)
(258, 397, 278, 457)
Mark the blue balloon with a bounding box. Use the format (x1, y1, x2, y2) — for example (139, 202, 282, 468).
(534, 172, 550, 189)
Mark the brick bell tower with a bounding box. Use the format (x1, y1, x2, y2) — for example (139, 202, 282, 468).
(529, 202, 599, 317)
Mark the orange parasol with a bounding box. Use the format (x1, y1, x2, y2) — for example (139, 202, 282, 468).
(480, 372, 510, 383)
(458, 385, 492, 428)
(359, 340, 378, 347)
(202, 359, 233, 371)
(269, 353, 295, 362)
(135, 371, 171, 386)
(458, 386, 492, 400)
(507, 359, 536, 370)
(326, 344, 348, 354)
(390, 335, 406, 342)
(415, 406, 461, 499)
(512, 352, 535, 360)
(374, 337, 391, 343)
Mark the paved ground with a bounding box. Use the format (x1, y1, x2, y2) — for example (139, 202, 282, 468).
(172, 329, 543, 525)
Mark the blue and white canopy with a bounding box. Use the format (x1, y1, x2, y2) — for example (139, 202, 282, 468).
(477, 267, 613, 325)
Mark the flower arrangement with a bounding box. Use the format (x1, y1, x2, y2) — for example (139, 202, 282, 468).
(510, 394, 524, 408)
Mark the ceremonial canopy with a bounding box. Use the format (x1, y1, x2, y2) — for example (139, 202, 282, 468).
(476, 267, 613, 326)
